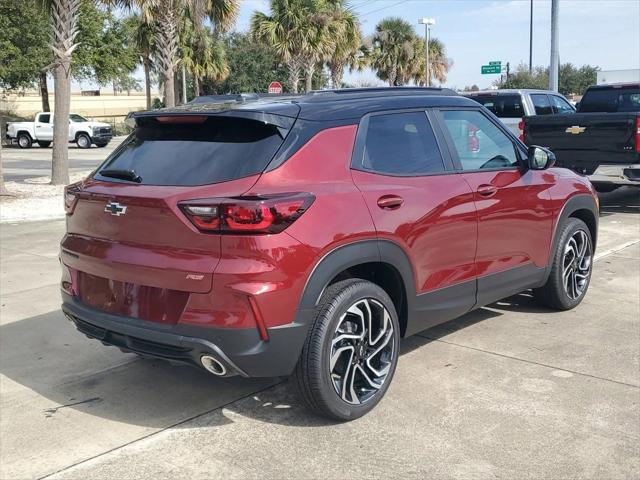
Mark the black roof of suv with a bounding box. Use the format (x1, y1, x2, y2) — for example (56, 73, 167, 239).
(135, 87, 477, 122)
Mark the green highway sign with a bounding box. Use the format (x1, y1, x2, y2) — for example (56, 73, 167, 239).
(488, 61, 501, 66)
(481, 65, 502, 74)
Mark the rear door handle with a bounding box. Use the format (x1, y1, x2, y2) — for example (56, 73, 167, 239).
(477, 184, 498, 197)
(377, 195, 404, 210)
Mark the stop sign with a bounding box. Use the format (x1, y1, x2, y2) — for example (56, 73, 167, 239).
(268, 81, 283, 94)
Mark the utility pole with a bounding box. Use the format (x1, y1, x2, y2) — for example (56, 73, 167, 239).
(529, 0, 533, 73)
(418, 18, 436, 87)
(182, 64, 188, 104)
(549, 0, 560, 91)
(506, 62, 511, 84)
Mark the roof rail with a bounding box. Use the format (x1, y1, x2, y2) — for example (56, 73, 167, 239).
(189, 93, 260, 104)
(303, 86, 458, 101)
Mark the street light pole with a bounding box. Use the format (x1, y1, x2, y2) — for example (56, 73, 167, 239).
(529, 0, 533, 73)
(549, 0, 560, 91)
(418, 18, 436, 87)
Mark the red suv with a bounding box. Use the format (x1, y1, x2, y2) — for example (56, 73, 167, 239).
(61, 88, 598, 420)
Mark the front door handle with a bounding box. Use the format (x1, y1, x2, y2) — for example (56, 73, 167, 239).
(377, 195, 404, 210)
(477, 184, 498, 197)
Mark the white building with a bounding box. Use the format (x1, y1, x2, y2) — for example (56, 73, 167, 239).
(597, 69, 640, 84)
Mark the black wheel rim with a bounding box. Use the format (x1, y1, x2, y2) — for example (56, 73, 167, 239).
(330, 298, 395, 405)
(563, 229, 592, 300)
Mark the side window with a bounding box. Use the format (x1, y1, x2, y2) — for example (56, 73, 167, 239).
(440, 110, 518, 171)
(360, 111, 445, 175)
(550, 95, 575, 114)
(531, 94, 553, 115)
(38, 114, 51, 124)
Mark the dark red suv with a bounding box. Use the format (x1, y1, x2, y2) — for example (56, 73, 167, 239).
(61, 88, 598, 420)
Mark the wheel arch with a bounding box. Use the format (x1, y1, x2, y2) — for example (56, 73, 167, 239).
(298, 240, 416, 337)
(542, 194, 599, 284)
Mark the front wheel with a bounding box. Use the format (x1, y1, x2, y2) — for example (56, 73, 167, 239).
(293, 279, 400, 421)
(533, 218, 593, 310)
(76, 133, 91, 149)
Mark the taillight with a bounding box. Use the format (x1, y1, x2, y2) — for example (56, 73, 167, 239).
(518, 119, 525, 142)
(635, 116, 640, 153)
(180, 193, 315, 234)
(64, 183, 81, 214)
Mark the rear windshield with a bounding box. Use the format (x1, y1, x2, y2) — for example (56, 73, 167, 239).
(95, 116, 285, 186)
(579, 87, 640, 113)
(465, 94, 524, 118)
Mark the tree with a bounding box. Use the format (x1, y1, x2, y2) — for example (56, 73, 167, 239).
(251, 0, 320, 94)
(133, 14, 156, 108)
(41, 0, 81, 186)
(498, 63, 598, 96)
(179, 16, 229, 98)
(411, 37, 452, 86)
(0, 0, 53, 112)
(369, 17, 416, 86)
(325, 0, 361, 89)
(131, 0, 239, 107)
(204, 32, 287, 94)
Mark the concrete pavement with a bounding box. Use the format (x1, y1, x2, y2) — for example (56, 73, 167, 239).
(0, 188, 638, 479)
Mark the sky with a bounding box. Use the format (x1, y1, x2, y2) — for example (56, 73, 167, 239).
(234, 0, 640, 90)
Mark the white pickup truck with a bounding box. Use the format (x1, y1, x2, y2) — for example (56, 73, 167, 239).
(6, 112, 113, 149)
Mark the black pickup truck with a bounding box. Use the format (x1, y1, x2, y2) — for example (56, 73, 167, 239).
(523, 83, 640, 192)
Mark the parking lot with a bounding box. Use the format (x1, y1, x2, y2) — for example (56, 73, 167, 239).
(0, 146, 639, 478)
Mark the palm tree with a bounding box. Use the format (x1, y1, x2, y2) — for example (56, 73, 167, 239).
(370, 17, 416, 87)
(325, 1, 360, 89)
(180, 17, 229, 97)
(132, 0, 238, 107)
(133, 14, 155, 109)
(411, 37, 452, 86)
(41, 0, 81, 185)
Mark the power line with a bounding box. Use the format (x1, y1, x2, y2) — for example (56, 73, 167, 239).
(359, 0, 411, 18)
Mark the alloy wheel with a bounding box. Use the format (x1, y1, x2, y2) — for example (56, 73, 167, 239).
(562, 229, 592, 300)
(330, 298, 396, 405)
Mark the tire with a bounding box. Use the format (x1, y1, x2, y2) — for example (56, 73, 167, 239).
(76, 133, 91, 149)
(37, 141, 51, 148)
(17, 133, 32, 149)
(533, 218, 593, 310)
(293, 279, 400, 421)
(96, 143, 108, 148)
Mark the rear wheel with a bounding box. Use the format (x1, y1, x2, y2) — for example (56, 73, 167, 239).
(293, 279, 400, 421)
(37, 141, 51, 148)
(534, 218, 593, 310)
(76, 133, 91, 149)
(17, 133, 32, 149)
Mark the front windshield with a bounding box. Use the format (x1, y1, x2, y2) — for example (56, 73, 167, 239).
(70, 114, 88, 122)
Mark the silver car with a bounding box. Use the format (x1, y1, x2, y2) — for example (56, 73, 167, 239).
(464, 89, 575, 137)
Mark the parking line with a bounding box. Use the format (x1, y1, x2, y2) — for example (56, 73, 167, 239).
(594, 240, 640, 262)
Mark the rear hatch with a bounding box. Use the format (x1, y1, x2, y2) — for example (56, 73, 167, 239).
(62, 105, 298, 324)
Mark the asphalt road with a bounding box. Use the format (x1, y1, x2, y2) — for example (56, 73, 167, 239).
(0, 189, 638, 479)
(2, 138, 126, 182)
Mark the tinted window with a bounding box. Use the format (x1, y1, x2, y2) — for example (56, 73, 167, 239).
(38, 114, 51, 124)
(550, 95, 575, 114)
(70, 114, 88, 122)
(579, 87, 640, 113)
(531, 94, 553, 115)
(360, 112, 445, 175)
(441, 110, 518, 171)
(96, 116, 284, 186)
(466, 94, 523, 118)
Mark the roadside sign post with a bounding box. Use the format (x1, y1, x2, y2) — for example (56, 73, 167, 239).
(268, 81, 283, 94)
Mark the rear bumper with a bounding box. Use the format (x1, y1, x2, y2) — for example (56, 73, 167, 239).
(62, 292, 312, 378)
(589, 164, 640, 186)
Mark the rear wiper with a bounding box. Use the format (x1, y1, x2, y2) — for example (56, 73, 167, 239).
(100, 169, 142, 183)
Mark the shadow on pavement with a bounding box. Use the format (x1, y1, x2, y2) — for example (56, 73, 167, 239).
(0, 298, 535, 429)
(598, 186, 640, 215)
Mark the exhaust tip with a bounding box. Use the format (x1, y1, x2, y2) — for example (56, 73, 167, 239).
(200, 355, 227, 376)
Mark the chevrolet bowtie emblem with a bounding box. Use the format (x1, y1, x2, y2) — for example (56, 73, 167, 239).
(104, 202, 127, 216)
(565, 125, 586, 134)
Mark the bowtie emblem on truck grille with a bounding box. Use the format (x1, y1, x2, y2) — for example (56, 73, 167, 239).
(104, 202, 127, 216)
(565, 126, 586, 134)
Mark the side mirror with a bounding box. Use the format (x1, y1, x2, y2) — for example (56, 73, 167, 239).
(527, 145, 556, 170)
